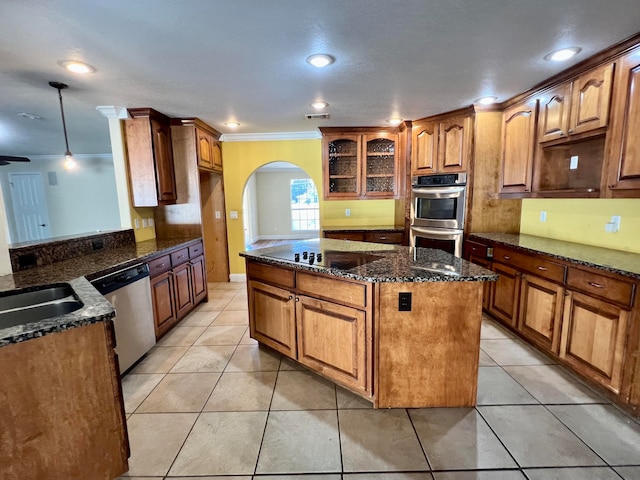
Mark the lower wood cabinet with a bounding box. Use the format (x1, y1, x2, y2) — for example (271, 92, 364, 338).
(247, 262, 371, 396)
(148, 241, 208, 339)
(296, 294, 367, 391)
(518, 273, 564, 353)
(560, 290, 629, 394)
(248, 280, 297, 358)
(468, 236, 639, 416)
(488, 262, 520, 327)
(323, 229, 404, 245)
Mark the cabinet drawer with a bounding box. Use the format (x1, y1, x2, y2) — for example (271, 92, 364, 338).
(171, 248, 189, 266)
(493, 246, 566, 283)
(189, 242, 204, 258)
(148, 254, 171, 277)
(566, 267, 635, 307)
(464, 240, 489, 259)
(297, 272, 367, 308)
(247, 261, 295, 289)
(324, 231, 365, 242)
(364, 231, 403, 244)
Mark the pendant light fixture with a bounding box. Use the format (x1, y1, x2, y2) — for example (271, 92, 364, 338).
(49, 81, 76, 170)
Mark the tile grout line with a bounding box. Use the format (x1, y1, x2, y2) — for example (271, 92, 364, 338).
(406, 407, 434, 473)
(474, 403, 523, 472)
(335, 383, 345, 475)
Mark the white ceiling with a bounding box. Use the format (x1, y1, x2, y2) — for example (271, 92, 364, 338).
(1, 0, 640, 157)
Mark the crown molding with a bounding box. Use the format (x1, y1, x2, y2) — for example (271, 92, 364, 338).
(220, 131, 321, 142)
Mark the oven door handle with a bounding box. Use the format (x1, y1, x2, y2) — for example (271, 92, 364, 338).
(412, 186, 465, 197)
(410, 226, 463, 238)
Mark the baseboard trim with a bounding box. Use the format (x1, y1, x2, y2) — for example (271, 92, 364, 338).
(229, 273, 247, 283)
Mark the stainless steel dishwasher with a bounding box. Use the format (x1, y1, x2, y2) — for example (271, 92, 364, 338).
(91, 263, 156, 374)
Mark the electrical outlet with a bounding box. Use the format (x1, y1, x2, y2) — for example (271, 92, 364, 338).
(134, 218, 140, 229)
(148, 218, 154, 227)
(142, 218, 148, 228)
(540, 211, 547, 222)
(345, 208, 351, 217)
(230, 210, 238, 219)
(398, 292, 412, 311)
(570, 155, 579, 170)
(215, 210, 221, 219)
(605, 215, 621, 233)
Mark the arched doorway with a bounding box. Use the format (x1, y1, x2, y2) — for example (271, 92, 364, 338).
(242, 162, 319, 250)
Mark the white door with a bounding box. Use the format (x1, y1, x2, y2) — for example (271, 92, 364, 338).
(8, 172, 52, 242)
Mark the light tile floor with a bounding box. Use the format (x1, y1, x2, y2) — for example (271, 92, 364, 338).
(119, 281, 640, 480)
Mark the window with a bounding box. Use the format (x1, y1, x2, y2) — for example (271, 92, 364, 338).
(290, 179, 319, 231)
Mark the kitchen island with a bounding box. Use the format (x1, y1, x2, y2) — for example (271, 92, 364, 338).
(241, 238, 497, 408)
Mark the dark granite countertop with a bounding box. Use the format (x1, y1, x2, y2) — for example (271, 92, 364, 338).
(321, 224, 404, 232)
(240, 238, 497, 283)
(0, 236, 202, 346)
(470, 233, 640, 280)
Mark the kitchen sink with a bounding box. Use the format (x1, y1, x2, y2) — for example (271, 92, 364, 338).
(0, 284, 75, 311)
(0, 283, 83, 330)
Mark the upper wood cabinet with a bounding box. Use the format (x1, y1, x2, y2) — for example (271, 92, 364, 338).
(500, 99, 538, 194)
(196, 126, 223, 172)
(321, 128, 400, 200)
(538, 63, 614, 144)
(607, 47, 640, 195)
(125, 108, 177, 207)
(412, 112, 472, 175)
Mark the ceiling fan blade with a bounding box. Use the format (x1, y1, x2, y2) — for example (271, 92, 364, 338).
(0, 155, 30, 164)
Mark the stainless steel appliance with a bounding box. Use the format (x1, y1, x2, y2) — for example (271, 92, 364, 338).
(91, 263, 156, 374)
(410, 173, 467, 257)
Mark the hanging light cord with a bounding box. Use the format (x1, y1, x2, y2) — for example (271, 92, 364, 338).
(49, 81, 72, 156)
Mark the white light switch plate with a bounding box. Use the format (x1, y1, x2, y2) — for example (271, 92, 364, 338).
(230, 210, 238, 219)
(215, 210, 221, 219)
(540, 211, 547, 222)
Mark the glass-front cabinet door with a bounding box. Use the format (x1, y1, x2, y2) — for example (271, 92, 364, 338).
(324, 135, 361, 198)
(363, 134, 396, 197)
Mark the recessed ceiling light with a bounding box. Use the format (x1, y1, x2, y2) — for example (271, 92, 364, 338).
(59, 60, 96, 74)
(544, 47, 581, 62)
(225, 121, 240, 128)
(306, 54, 335, 68)
(17, 112, 42, 120)
(310, 101, 329, 110)
(475, 96, 498, 105)
(387, 117, 403, 126)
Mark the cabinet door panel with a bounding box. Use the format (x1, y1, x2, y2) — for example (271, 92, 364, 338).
(173, 263, 193, 319)
(151, 119, 177, 203)
(488, 263, 520, 327)
(190, 255, 207, 304)
(518, 274, 564, 352)
(211, 141, 223, 170)
(608, 50, 640, 192)
(363, 134, 397, 197)
(570, 63, 613, 135)
(296, 295, 367, 392)
(501, 100, 537, 193)
(560, 291, 628, 393)
(412, 123, 438, 174)
(196, 129, 213, 169)
(438, 116, 469, 172)
(538, 84, 571, 142)
(323, 135, 361, 199)
(150, 271, 176, 337)
(248, 281, 296, 357)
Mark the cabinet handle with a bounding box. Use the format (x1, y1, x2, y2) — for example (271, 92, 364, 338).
(568, 128, 573, 134)
(608, 184, 615, 188)
(503, 255, 511, 260)
(471, 247, 477, 251)
(288, 295, 293, 301)
(177, 255, 184, 259)
(588, 281, 605, 289)
(158, 263, 165, 267)
(295, 297, 300, 302)
(379, 236, 387, 240)
(524, 188, 530, 192)
(537, 266, 548, 271)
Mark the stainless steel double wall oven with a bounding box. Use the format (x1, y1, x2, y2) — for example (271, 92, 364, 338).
(410, 173, 467, 257)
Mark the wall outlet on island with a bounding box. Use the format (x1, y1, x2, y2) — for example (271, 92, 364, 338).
(345, 208, 351, 217)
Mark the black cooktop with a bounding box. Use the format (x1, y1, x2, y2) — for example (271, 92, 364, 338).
(263, 246, 383, 270)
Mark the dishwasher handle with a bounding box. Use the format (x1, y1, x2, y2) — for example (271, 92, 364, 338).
(91, 264, 150, 295)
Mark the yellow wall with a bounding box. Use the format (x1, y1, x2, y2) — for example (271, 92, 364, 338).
(520, 199, 640, 254)
(222, 139, 399, 274)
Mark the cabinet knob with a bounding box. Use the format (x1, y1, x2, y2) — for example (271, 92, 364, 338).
(608, 184, 615, 188)
(288, 295, 293, 301)
(524, 188, 530, 192)
(567, 129, 573, 134)
(587, 281, 605, 289)
(295, 297, 300, 302)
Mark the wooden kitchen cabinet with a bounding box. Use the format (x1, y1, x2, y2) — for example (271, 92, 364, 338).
(248, 280, 297, 357)
(196, 124, 223, 172)
(500, 99, 538, 194)
(247, 259, 372, 395)
(125, 108, 177, 206)
(148, 240, 208, 339)
(296, 294, 367, 391)
(538, 83, 572, 143)
(412, 111, 473, 175)
(606, 46, 640, 195)
(518, 273, 564, 353)
(0, 321, 129, 479)
(488, 262, 520, 327)
(321, 128, 399, 199)
(560, 290, 629, 394)
(323, 228, 404, 245)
